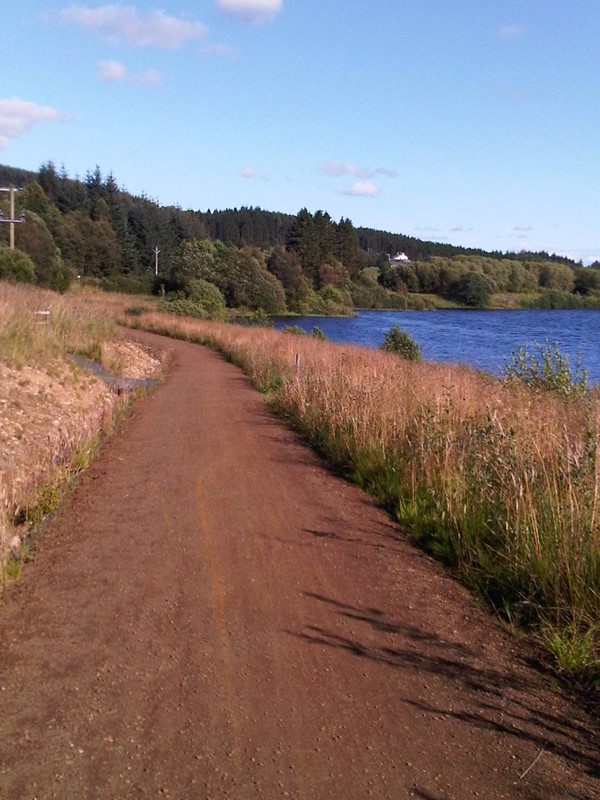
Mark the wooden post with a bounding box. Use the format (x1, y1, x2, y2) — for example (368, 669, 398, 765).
(9, 186, 15, 250)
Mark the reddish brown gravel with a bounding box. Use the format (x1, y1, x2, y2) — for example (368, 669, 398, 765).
(1, 331, 598, 800)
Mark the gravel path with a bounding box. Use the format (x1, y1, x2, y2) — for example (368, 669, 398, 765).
(1, 331, 598, 800)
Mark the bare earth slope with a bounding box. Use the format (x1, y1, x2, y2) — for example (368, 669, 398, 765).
(0, 332, 598, 800)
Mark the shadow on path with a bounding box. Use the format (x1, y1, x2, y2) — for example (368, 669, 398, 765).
(288, 591, 600, 785)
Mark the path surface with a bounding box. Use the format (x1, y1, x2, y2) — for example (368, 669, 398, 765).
(0, 332, 598, 800)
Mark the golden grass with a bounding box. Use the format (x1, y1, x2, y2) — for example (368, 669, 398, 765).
(122, 306, 599, 681)
(1, 284, 598, 680)
(0, 283, 133, 577)
(0, 282, 117, 367)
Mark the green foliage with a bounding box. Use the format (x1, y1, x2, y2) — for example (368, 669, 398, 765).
(504, 340, 589, 396)
(541, 622, 599, 686)
(316, 284, 354, 315)
(451, 271, 496, 308)
(267, 246, 307, 311)
(0, 245, 36, 282)
(1, 160, 595, 313)
(281, 324, 306, 336)
(310, 325, 327, 340)
(95, 272, 154, 295)
(380, 324, 421, 360)
(520, 289, 600, 309)
(158, 295, 211, 319)
(187, 278, 226, 315)
(280, 323, 327, 339)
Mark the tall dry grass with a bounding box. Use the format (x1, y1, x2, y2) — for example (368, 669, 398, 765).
(0, 282, 117, 367)
(1, 284, 597, 680)
(0, 282, 127, 575)
(125, 308, 599, 682)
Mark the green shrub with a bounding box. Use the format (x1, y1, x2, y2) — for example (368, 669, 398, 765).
(0, 245, 36, 283)
(157, 296, 209, 319)
(281, 324, 306, 336)
(451, 271, 496, 308)
(504, 340, 589, 397)
(310, 325, 327, 340)
(187, 278, 226, 315)
(380, 324, 421, 360)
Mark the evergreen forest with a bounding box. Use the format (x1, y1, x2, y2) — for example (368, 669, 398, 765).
(1, 162, 599, 316)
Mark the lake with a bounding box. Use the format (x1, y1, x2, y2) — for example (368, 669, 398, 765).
(273, 310, 600, 385)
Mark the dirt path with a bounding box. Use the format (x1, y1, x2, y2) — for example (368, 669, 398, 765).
(0, 332, 598, 800)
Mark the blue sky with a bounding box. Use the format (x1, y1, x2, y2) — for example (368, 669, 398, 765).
(1, 1, 598, 262)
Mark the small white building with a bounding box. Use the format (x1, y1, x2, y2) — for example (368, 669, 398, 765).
(390, 252, 410, 263)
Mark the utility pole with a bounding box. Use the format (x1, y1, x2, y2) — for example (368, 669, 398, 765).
(153, 246, 161, 276)
(0, 186, 25, 249)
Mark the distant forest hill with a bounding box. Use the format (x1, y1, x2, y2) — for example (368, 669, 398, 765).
(1, 161, 599, 316)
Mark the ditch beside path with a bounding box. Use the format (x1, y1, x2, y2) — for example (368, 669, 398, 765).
(0, 331, 598, 800)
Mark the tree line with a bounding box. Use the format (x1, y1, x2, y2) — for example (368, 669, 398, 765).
(1, 161, 599, 314)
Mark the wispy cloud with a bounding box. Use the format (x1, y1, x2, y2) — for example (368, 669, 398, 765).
(343, 181, 379, 198)
(498, 24, 525, 41)
(415, 225, 440, 233)
(322, 161, 397, 180)
(60, 5, 208, 49)
(514, 223, 533, 232)
(450, 224, 473, 233)
(201, 42, 238, 59)
(0, 97, 71, 149)
(216, 0, 283, 25)
(241, 165, 269, 180)
(98, 60, 162, 84)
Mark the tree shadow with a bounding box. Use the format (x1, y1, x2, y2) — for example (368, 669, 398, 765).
(287, 592, 600, 783)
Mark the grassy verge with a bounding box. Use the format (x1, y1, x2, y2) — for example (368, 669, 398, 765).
(122, 307, 599, 688)
(0, 283, 147, 583)
(2, 285, 598, 687)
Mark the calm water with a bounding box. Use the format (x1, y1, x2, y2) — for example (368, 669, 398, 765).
(273, 310, 600, 385)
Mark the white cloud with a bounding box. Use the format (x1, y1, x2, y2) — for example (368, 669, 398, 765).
(323, 161, 366, 178)
(98, 59, 127, 81)
(498, 24, 525, 41)
(514, 223, 533, 232)
(216, 0, 283, 24)
(343, 181, 379, 198)
(98, 60, 162, 84)
(0, 97, 70, 149)
(240, 165, 269, 180)
(322, 161, 397, 180)
(60, 5, 207, 49)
